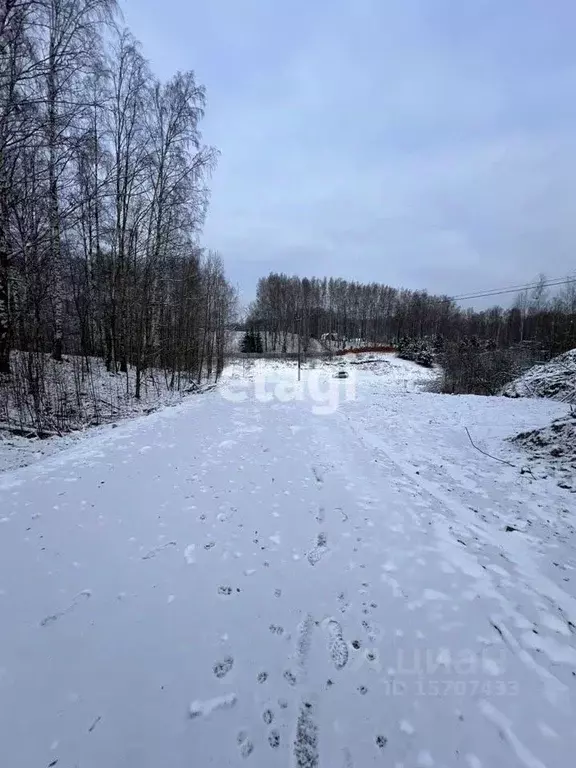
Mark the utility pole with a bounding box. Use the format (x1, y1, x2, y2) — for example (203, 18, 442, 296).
(295, 314, 301, 381)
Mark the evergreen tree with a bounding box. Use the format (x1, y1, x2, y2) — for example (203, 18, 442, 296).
(241, 331, 254, 352)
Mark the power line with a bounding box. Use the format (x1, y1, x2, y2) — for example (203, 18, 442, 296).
(451, 276, 576, 303)
(452, 275, 573, 300)
(452, 276, 568, 300)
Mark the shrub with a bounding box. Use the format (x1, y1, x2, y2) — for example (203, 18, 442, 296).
(440, 342, 521, 395)
(397, 337, 435, 368)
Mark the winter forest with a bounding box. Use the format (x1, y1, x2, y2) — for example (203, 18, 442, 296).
(1, 1, 576, 433)
(0, 0, 235, 432)
(249, 273, 576, 354)
(248, 273, 576, 394)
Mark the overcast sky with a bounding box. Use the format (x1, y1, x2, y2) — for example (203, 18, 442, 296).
(121, 0, 576, 307)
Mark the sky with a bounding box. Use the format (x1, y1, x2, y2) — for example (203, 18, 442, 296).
(120, 0, 576, 307)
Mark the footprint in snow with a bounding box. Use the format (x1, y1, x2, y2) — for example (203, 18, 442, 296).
(325, 619, 349, 670)
(361, 619, 379, 642)
(375, 735, 388, 750)
(311, 466, 323, 484)
(213, 656, 234, 679)
(293, 699, 319, 768)
(295, 613, 315, 674)
(268, 729, 281, 749)
(237, 731, 254, 759)
(283, 669, 297, 686)
(217, 585, 239, 596)
(307, 533, 329, 566)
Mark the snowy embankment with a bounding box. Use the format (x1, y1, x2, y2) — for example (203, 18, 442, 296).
(0, 354, 209, 473)
(502, 348, 576, 403)
(501, 348, 576, 487)
(512, 414, 576, 490)
(0, 353, 575, 768)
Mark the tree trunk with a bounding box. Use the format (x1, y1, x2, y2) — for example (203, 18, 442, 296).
(0, 185, 11, 373)
(48, 35, 63, 361)
(0, 236, 10, 374)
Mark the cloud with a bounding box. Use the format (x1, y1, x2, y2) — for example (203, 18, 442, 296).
(122, 0, 576, 306)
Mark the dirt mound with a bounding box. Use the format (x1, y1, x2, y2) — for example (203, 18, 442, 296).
(512, 414, 576, 490)
(502, 348, 576, 403)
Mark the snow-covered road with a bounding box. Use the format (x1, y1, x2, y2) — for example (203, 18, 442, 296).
(1, 359, 575, 767)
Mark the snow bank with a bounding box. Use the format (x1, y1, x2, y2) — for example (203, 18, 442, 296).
(0, 353, 210, 473)
(502, 348, 576, 403)
(503, 349, 576, 482)
(512, 414, 576, 490)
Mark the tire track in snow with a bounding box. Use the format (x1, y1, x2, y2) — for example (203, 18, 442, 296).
(479, 699, 547, 768)
(489, 617, 568, 704)
(355, 423, 576, 628)
(344, 417, 576, 701)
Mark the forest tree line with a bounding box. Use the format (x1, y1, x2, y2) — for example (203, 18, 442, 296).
(249, 273, 576, 355)
(0, 0, 235, 407)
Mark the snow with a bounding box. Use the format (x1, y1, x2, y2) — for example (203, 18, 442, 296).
(189, 693, 238, 719)
(0, 355, 575, 767)
(511, 414, 576, 490)
(500, 349, 576, 486)
(0, 354, 210, 474)
(502, 348, 576, 403)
